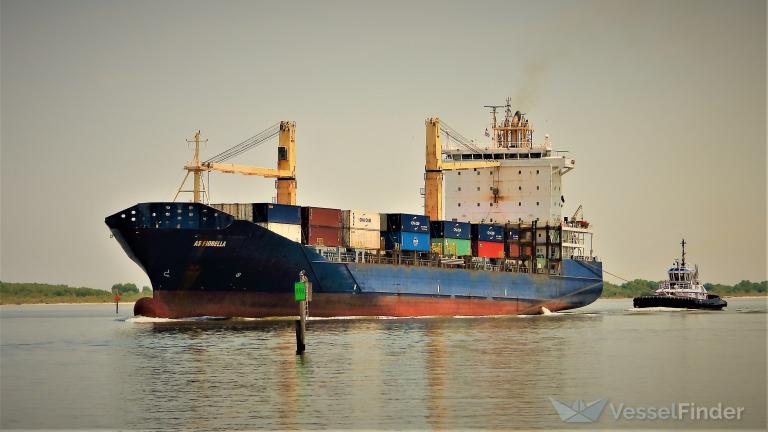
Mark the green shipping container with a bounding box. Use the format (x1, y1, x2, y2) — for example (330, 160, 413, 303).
(431, 238, 472, 256)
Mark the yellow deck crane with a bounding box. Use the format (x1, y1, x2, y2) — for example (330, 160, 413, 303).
(173, 121, 297, 205)
(424, 118, 501, 221)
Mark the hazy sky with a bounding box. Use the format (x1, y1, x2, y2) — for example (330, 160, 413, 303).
(1, 0, 765, 289)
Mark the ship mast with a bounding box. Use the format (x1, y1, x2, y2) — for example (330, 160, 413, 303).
(189, 131, 207, 203)
(173, 130, 210, 204)
(681, 238, 686, 267)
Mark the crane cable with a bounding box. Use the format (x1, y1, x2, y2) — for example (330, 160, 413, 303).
(204, 122, 281, 164)
(439, 120, 482, 154)
(603, 269, 632, 283)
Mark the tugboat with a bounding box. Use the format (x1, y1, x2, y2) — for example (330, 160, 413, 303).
(633, 239, 727, 310)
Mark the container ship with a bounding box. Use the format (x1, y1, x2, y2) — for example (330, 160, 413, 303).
(106, 100, 603, 318)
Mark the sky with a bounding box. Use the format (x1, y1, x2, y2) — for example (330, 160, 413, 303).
(1, 0, 765, 289)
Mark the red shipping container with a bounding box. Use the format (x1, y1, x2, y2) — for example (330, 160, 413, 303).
(301, 207, 342, 228)
(508, 243, 520, 257)
(303, 225, 342, 247)
(472, 241, 505, 258)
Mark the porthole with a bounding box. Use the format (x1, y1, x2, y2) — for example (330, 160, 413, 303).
(121, 214, 126, 218)
(476, 203, 480, 207)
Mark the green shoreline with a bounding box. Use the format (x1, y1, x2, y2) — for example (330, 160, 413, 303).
(2, 280, 765, 306)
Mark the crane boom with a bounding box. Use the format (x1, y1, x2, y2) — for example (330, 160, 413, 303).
(202, 162, 291, 178)
(174, 121, 297, 205)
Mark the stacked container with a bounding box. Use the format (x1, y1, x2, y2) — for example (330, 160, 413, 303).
(252, 203, 302, 242)
(382, 213, 431, 252)
(209, 203, 253, 221)
(430, 221, 471, 256)
(301, 207, 342, 247)
(505, 224, 533, 258)
(471, 223, 505, 258)
(342, 210, 381, 249)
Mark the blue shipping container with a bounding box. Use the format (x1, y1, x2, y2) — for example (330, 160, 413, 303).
(383, 231, 431, 252)
(387, 213, 430, 233)
(252, 203, 301, 224)
(471, 223, 505, 242)
(430, 221, 471, 240)
(505, 227, 521, 241)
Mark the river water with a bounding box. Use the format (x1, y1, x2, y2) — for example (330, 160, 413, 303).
(1, 298, 765, 430)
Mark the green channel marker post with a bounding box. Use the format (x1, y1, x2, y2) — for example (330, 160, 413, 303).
(295, 271, 312, 354)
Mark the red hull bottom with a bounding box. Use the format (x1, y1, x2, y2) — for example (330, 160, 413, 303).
(135, 291, 577, 318)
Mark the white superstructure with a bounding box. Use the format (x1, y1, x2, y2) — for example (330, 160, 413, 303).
(443, 102, 573, 227)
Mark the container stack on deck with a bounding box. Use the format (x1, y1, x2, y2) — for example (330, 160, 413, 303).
(301, 207, 342, 247)
(210, 203, 252, 221)
(252, 203, 302, 242)
(430, 221, 471, 256)
(471, 223, 505, 258)
(342, 210, 381, 249)
(210, 203, 567, 272)
(382, 213, 431, 252)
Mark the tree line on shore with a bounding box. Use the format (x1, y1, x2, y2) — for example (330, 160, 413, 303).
(0, 281, 151, 304)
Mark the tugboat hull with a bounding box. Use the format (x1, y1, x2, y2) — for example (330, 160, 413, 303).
(633, 295, 727, 310)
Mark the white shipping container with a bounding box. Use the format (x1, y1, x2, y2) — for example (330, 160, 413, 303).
(342, 210, 381, 230)
(343, 228, 381, 249)
(256, 222, 301, 242)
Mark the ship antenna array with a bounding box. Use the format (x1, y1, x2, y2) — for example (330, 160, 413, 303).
(204, 122, 280, 164)
(439, 120, 482, 154)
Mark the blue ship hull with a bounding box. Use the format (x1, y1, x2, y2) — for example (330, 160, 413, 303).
(106, 203, 603, 318)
